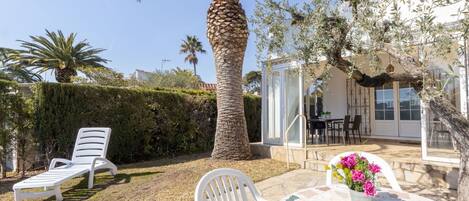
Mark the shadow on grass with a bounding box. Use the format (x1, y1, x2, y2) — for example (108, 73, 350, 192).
(47, 171, 162, 201)
(118, 152, 210, 170)
(0, 178, 19, 194)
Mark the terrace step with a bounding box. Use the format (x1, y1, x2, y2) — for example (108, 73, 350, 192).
(304, 158, 458, 189)
(304, 159, 329, 171)
(250, 143, 459, 190)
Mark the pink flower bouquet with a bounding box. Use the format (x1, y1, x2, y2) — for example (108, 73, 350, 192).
(328, 153, 381, 197)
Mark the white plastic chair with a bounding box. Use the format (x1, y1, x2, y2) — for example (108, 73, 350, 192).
(326, 151, 402, 191)
(13, 128, 117, 201)
(195, 168, 267, 201)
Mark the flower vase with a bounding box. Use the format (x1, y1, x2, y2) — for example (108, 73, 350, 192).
(349, 189, 372, 201)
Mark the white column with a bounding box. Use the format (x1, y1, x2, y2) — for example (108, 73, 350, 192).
(261, 63, 268, 144)
(421, 102, 428, 160)
(298, 63, 305, 147)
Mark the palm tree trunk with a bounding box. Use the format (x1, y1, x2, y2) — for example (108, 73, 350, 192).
(207, 0, 251, 160)
(193, 63, 197, 76)
(55, 68, 77, 83)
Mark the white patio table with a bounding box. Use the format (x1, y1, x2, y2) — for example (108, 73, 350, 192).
(282, 184, 433, 201)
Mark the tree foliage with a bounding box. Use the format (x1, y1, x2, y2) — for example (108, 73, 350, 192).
(142, 67, 202, 89)
(72, 67, 130, 87)
(243, 70, 262, 94)
(0, 48, 42, 83)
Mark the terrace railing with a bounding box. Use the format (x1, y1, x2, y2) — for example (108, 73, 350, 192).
(283, 114, 307, 169)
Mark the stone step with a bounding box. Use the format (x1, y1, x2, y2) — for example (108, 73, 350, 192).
(304, 158, 458, 190)
(250, 143, 458, 190)
(304, 159, 329, 171)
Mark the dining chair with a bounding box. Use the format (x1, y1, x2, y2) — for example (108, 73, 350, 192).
(430, 121, 457, 151)
(330, 115, 350, 144)
(309, 116, 326, 144)
(326, 152, 402, 191)
(350, 115, 362, 144)
(195, 168, 267, 201)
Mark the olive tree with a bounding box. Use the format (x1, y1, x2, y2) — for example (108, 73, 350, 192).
(253, 0, 469, 199)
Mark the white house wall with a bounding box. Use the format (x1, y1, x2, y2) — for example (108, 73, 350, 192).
(323, 68, 348, 119)
(395, 1, 465, 24)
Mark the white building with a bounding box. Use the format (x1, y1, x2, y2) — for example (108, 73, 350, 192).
(260, 1, 467, 164)
(130, 69, 154, 82)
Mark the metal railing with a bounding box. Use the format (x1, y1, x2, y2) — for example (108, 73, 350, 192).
(283, 114, 308, 169)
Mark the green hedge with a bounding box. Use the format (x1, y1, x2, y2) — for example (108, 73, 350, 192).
(34, 83, 261, 164)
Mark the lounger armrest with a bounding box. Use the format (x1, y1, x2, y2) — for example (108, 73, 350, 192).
(90, 157, 117, 172)
(88, 157, 118, 189)
(49, 158, 72, 170)
(91, 157, 112, 167)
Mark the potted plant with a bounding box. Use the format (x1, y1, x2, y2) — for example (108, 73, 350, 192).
(328, 153, 381, 201)
(320, 111, 331, 119)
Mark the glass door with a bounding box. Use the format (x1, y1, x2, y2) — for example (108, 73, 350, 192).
(266, 70, 282, 144)
(374, 83, 398, 137)
(285, 69, 301, 144)
(398, 82, 421, 137)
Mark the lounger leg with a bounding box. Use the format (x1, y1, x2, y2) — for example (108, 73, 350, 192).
(14, 189, 22, 201)
(110, 169, 117, 176)
(54, 186, 63, 201)
(109, 164, 118, 176)
(88, 170, 95, 189)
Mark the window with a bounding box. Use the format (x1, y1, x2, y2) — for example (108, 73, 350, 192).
(399, 82, 420, 120)
(375, 83, 394, 120)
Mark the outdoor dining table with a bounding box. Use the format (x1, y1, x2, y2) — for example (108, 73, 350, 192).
(309, 118, 344, 145)
(283, 184, 433, 201)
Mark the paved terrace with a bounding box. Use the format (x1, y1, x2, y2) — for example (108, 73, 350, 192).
(251, 139, 460, 191)
(304, 139, 459, 163)
(255, 169, 457, 201)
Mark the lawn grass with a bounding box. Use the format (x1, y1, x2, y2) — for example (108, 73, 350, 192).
(0, 153, 298, 201)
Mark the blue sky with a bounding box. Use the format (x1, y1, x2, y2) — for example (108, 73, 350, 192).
(0, 0, 258, 83)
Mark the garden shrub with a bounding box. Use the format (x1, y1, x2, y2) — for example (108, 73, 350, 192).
(33, 83, 261, 164)
(0, 79, 15, 176)
(0, 80, 34, 176)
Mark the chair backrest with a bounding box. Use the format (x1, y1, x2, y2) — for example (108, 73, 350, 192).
(342, 115, 351, 131)
(310, 120, 325, 130)
(352, 115, 361, 130)
(71, 128, 112, 164)
(195, 168, 264, 201)
(326, 152, 402, 191)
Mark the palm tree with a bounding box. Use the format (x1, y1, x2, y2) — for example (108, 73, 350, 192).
(13, 30, 109, 83)
(180, 35, 206, 76)
(0, 48, 42, 83)
(207, 0, 251, 160)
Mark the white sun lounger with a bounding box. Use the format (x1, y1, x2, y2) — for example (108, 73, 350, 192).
(13, 127, 117, 201)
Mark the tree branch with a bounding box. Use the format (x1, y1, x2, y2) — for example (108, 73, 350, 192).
(266, 0, 305, 25)
(429, 96, 469, 150)
(327, 54, 423, 87)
